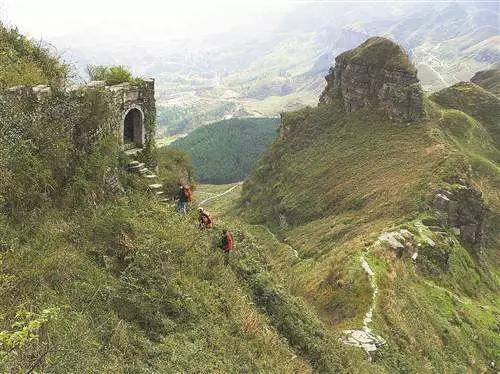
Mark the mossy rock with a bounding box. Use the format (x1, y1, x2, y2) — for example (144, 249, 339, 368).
(337, 36, 415, 73)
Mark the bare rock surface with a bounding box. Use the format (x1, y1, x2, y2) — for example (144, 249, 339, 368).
(433, 177, 487, 251)
(320, 37, 425, 122)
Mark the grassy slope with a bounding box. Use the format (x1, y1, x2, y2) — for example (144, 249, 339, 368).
(171, 117, 279, 184)
(0, 24, 68, 88)
(470, 68, 500, 96)
(0, 191, 314, 372)
(240, 96, 499, 371)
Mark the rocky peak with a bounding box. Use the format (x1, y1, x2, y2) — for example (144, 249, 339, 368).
(320, 37, 426, 122)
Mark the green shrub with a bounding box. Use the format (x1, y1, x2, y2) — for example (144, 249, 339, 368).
(87, 65, 138, 85)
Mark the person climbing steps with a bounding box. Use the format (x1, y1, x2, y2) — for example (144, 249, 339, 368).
(177, 184, 193, 214)
(198, 207, 213, 229)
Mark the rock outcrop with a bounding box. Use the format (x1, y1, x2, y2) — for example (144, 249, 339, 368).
(320, 37, 426, 122)
(433, 177, 487, 251)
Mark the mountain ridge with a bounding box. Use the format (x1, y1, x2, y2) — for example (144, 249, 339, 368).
(240, 36, 499, 371)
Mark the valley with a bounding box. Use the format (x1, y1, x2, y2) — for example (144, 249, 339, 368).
(1, 3, 499, 372)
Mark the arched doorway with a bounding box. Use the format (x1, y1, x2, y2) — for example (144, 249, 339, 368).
(123, 108, 144, 147)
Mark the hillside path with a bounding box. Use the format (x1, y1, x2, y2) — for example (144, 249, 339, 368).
(198, 182, 243, 206)
(342, 255, 385, 359)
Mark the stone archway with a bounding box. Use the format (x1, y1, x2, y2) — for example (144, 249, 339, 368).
(123, 107, 144, 147)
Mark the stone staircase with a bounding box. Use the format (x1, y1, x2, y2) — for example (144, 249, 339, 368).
(125, 149, 169, 203)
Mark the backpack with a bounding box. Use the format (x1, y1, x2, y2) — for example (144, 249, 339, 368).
(185, 186, 193, 202)
(224, 232, 234, 251)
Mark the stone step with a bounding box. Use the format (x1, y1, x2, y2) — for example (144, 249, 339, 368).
(144, 174, 157, 179)
(138, 168, 149, 174)
(124, 148, 143, 156)
(155, 191, 164, 196)
(128, 162, 145, 171)
(149, 183, 163, 190)
(128, 160, 140, 167)
(427, 225, 443, 232)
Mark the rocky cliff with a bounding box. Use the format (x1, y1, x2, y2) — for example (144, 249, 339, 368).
(320, 37, 426, 122)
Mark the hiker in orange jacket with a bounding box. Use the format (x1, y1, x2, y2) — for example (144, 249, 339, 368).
(221, 229, 234, 253)
(198, 207, 213, 229)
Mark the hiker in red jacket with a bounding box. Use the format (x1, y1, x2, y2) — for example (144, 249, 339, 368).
(221, 230, 234, 253)
(198, 207, 213, 229)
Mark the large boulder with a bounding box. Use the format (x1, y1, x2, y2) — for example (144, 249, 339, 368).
(433, 177, 488, 251)
(320, 37, 426, 122)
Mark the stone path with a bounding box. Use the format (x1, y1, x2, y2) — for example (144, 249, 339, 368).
(341, 255, 385, 359)
(198, 183, 299, 259)
(126, 153, 168, 203)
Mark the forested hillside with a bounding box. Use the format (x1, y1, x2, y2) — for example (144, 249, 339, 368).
(171, 117, 279, 184)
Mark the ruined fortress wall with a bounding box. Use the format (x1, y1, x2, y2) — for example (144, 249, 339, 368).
(1, 79, 156, 151)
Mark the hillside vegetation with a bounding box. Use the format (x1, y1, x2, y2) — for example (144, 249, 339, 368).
(0, 25, 370, 373)
(0, 93, 369, 372)
(171, 117, 279, 184)
(0, 24, 68, 88)
(240, 42, 499, 371)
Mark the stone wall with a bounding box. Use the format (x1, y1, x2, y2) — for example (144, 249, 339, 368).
(1, 79, 156, 152)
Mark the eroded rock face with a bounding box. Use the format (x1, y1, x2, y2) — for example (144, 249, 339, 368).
(320, 37, 426, 122)
(433, 177, 487, 251)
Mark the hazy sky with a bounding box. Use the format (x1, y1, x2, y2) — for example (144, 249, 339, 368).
(0, 0, 295, 40)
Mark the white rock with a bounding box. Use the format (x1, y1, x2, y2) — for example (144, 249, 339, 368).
(362, 343, 378, 352)
(425, 237, 436, 247)
(361, 257, 374, 276)
(378, 232, 404, 249)
(399, 229, 414, 240)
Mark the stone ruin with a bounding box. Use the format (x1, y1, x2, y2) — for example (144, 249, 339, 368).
(320, 37, 426, 122)
(1, 79, 156, 151)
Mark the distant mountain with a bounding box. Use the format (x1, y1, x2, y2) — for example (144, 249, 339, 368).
(171, 117, 279, 184)
(47, 2, 499, 134)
